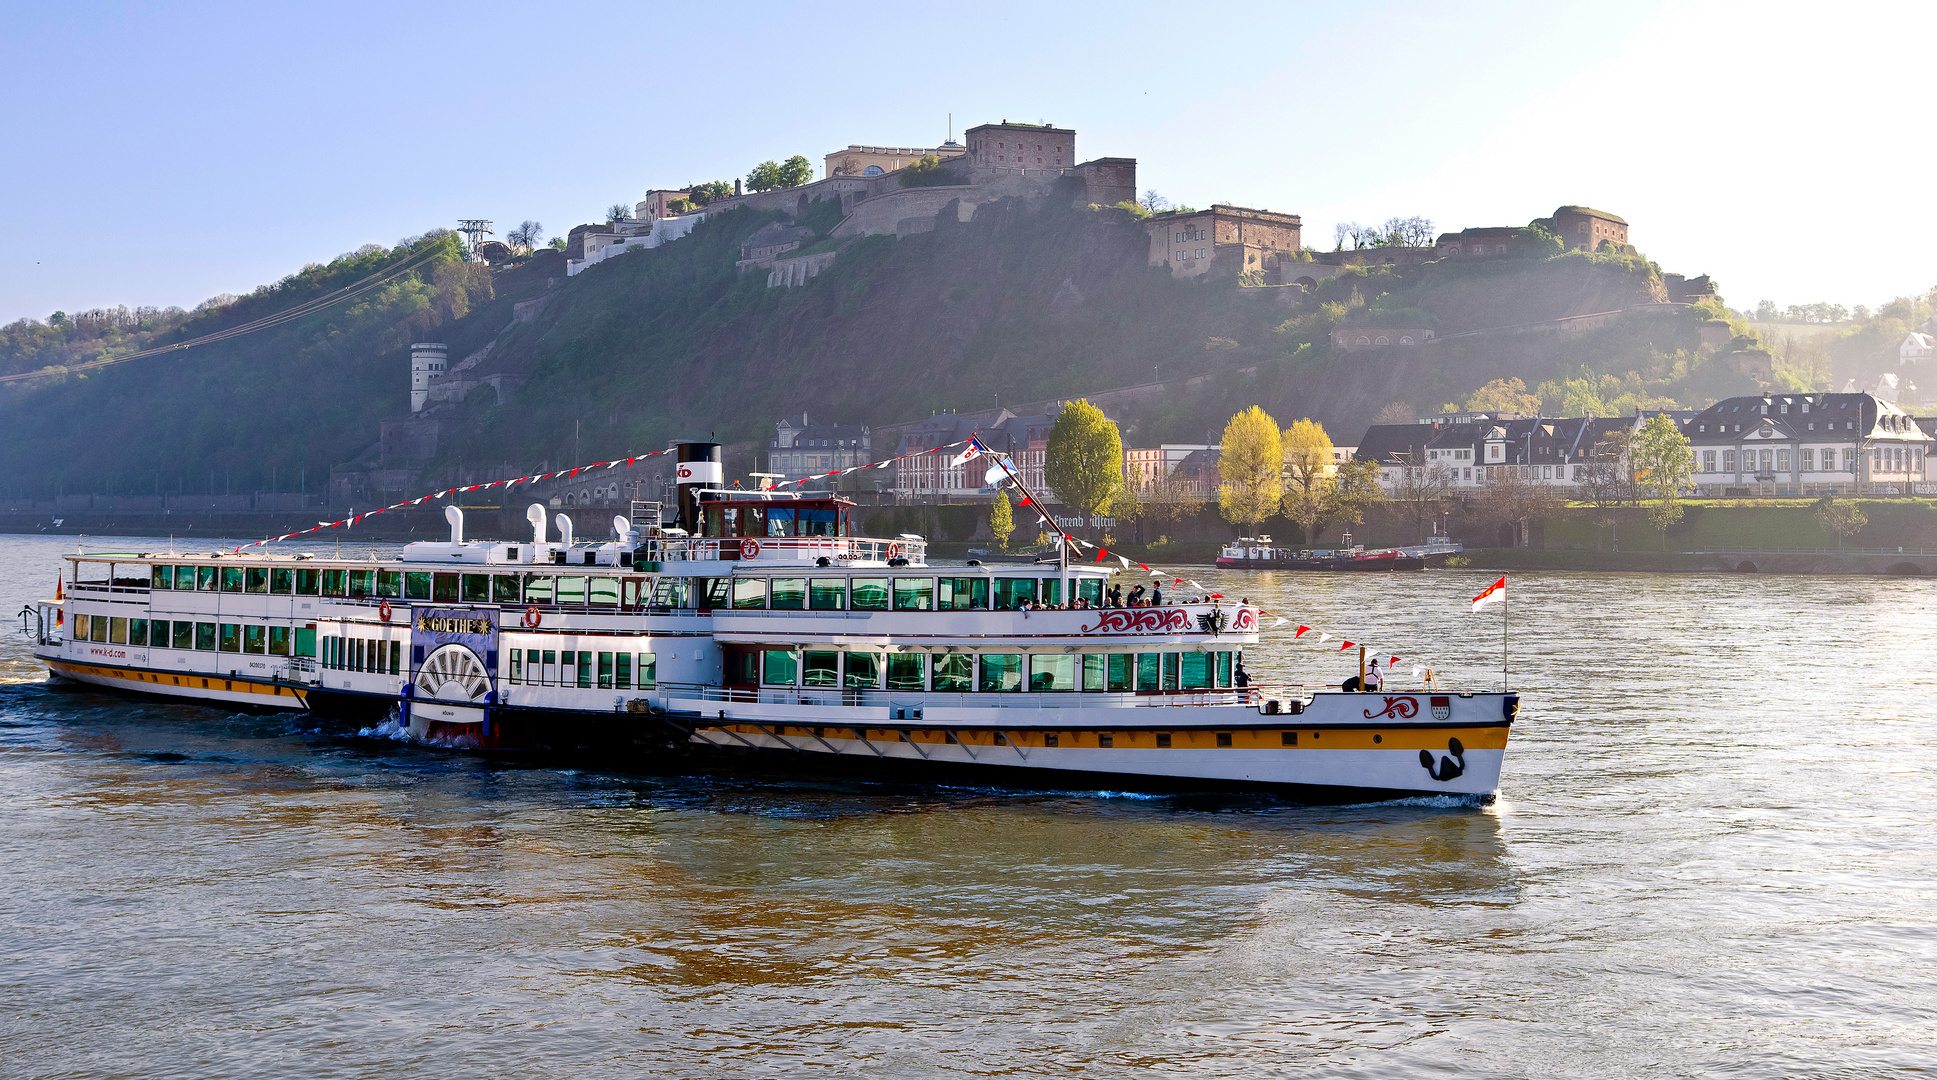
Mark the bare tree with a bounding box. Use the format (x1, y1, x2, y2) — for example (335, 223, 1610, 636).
(1576, 429, 1637, 507)
(1138, 189, 1171, 214)
(605, 203, 630, 224)
(1372, 401, 1417, 425)
(1471, 468, 1567, 548)
(506, 221, 543, 252)
(1387, 451, 1456, 541)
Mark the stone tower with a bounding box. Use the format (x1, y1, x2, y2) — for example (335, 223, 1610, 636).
(410, 342, 447, 413)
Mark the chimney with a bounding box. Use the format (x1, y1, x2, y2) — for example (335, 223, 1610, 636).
(734, 177, 743, 196)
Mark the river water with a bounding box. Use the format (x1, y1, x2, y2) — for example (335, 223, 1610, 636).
(2, 534, 1933, 1078)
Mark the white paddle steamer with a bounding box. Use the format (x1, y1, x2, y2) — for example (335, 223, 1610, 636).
(31, 443, 1516, 802)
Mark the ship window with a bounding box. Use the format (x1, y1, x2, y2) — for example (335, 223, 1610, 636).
(938, 577, 989, 611)
(577, 651, 593, 688)
(524, 575, 553, 604)
(244, 625, 265, 654)
(844, 651, 881, 689)
(597, 652, 614, 689)
(556, 576, 587, 605)
(933, 653, 972, 691)
(433, 573, 460, 603)
(1107, 654, 1132, 691)
(1216, 651, 1232, 688)
(493, 575, 521, 604)
(198, 566, 218, 591)
(1030, 654, 1075, 691)
(128, 619, 148, 647)
(1164, 653, 1181, 690)
(1040, 579, 1061, 606)
(404, 572, 432, 600)
(322, 570, 347, 597)
(809, 579, 846, 610)
(801, 508, 838, 537)
(71, 613, 90, 642)
(850, 578, 889, 610)
(732, 578, 768, 608)
(992, 578, 1037, 610)
(171, 621, 193, 650)
(349, 571, 374, 598)
(1136, 653, 1161, 691)
(615, 652, 631, 689)
(591, 577, 624, 607)
(293, 568, 317, 595)
(109, 617, 128, 644)
(636, 652, 655, 688)
(296, 628, 315, 658)
(214, 566, 240, 593)
(648, 577, 688, 608)
(769, 578, 806, 610)
(271, 568, 294, 594)
(510, 650, 522, 682)
(377, 571, 402, 599)
(540, 649, 556, 685)
(765, 508, 796, 536)
(151, 566, 172, 590)
(802, 650, 839, 687)
(268, 626, 289, 655)
(763, 650, 798, 686)
(1082, 654, 1105, 691)
(194, 622, 215, 651)
(887, 653, 925, 690)
(219, 623, 239, 652)
(461, 574, 490, 603)
(979, 653, 1023, 692)
(173, 565, 196, 590)
(1180, 652, 1211, 689)
(893, 578, 933, 610)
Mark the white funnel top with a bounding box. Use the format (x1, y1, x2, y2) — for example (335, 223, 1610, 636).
(444, 505, 464, 544)
(613, 515, 631, 539)
(526, 503, 547, 544)
(554, 513, 574, 548)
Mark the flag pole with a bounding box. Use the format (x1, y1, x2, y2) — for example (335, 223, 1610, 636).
(1502, 580, 1509, 692)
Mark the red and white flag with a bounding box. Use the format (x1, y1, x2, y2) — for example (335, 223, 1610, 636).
(1472, 576, 1507, 612)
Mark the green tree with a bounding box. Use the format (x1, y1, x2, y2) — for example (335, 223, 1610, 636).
(1218, 406, 1283, 532)
(1043, 398, 1124, 540)
(1464, 377, 1542, 415)
(688, 181, 733, 206)
(1630, 413, 1696, 547)
(748, 156, 813, 192)
(1814, 495, 1867, 550)
(605, 203, 630, 224)
(778, 155, 813, 187)
(1281, 417, 1335, 543)
(989, 489, 1014, 551)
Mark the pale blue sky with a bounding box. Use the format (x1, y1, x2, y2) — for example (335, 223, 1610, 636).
(3, 0, 1928, 323)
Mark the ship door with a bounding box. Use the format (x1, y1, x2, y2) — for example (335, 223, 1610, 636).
(723, 645, 760, 699)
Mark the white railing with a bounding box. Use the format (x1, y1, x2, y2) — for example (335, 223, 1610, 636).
(659, 682, 1256, 709)
(641, 535, 926, 565)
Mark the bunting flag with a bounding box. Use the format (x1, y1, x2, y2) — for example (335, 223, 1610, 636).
(1338, 640, 1355, 651)
(1295, 625, 1311, 637)
(1271, 618, 1289, 628)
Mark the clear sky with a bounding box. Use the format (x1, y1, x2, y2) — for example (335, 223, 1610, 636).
(3, 0, 1929, 324)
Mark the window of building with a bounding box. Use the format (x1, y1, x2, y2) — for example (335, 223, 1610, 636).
(1723, 450, 1736, 471)
(1801, 448, 1814, 471)
(1778, 450, 1791, 471)
(1703, 450, 1716, 472)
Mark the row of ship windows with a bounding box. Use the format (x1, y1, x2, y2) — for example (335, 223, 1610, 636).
(688, 575, 1106, 612)
(141, 565, 635, 605)
(745, 649, 1239, 692)
(71, 614, 313, 656)
(508, 650, 656, 689)
(321, 636, 402, 675)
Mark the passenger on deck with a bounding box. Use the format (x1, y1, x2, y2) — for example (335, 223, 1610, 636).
(1365, 658, 1384, 692)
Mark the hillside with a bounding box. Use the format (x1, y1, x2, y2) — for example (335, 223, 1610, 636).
(0, 195, 1735, 500)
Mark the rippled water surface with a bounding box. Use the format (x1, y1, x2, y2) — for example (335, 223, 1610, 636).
(3, 534, 1934, 1078)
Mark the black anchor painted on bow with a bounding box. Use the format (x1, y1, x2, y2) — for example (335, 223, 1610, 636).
(1419, 737, 1465, 782)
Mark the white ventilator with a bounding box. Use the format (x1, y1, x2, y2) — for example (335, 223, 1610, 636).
(444, 505, 464, 544)
(526, 503, 547, 544)
(555, 514, 574, 547)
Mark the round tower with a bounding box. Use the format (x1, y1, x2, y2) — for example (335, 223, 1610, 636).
(410, 343, 448, 413)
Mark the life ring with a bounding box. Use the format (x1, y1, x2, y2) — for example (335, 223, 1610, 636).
(522, 605, 541, 629)
(740, 538, 760, 559)
(378, 600, 392, 622)
(885, 542, 901, 560)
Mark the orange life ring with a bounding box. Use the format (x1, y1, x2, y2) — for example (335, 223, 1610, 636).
(378, 600, 392, 622)
(740, 538, 760, 559)
(522, 605, 541, 629)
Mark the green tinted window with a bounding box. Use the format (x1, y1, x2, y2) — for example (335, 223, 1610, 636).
(197, 566, 217, 591)
(576, 651, 593, 688)
(850, 579, 889, 610)
(802, 650, 838, 687)
(1136, 653, 1160, 691)
(348, 570, 374, 598)
(597, 652, 614, 689)
(1180, 651, 1211, 690)
(808, 579, 846, 610)
(246, 567, 268, 593)
(173, 565, 195, 589)
(893, 578, 933, 611)
(220, 623, 240, 651)
(1078, 579, 1103, 606)
(268, 627, 290, 656)
(221, 566, 244, 592)
(1163, 653, 1180, 690)
(763, 650, 797, 685)
(980, 654, 1023, 692)
(1030, 654, 1075, 691)
(295, 627, 315, 658)
(244, 625, 266, 653)
(493, 575, 521, 603)
(933, 654, 972, 691)
(523, 575, 553, 603)
(172, 622, 193, 650)
(637, 652, 656, 688)
(887, 653, 926, 691)
(557, 577, 587, 604)
(1082, 654, 1105, 691)
(128, 619, 148, 647)
(376, 570, 402, 599)
(1216, 652, 1232, 688)
(195, 622, 216, 651)
(1040, 579, 1061, 606)
(151, 566, 172, 590)
(321, 570, 347, 597)
(992, 578, 1037, 610)
(270, 568, 294, 594)
(938, 577, 988, 611)
(769, 579, 805, 610)
(732, 578, 768, 609)
(461, 574, 490, 603)
(404, 573, 432, 601)
(616, 653, 631, 690)
(844, 651, 880, 689)
(296, 568, 320, 595)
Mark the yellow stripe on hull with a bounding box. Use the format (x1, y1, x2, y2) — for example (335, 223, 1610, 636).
(47, 659, 310, 710)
